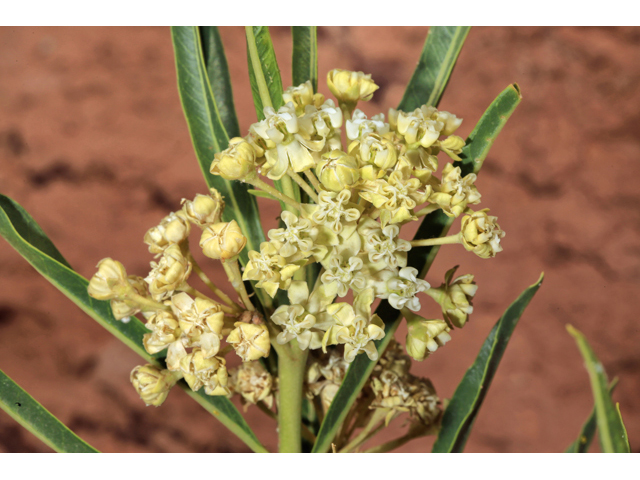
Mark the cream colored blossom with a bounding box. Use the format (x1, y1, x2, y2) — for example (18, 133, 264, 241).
(250, 102, 322, 179)
(401, 149, 438, 184)
(301, 189, 362, 238)
(181, 190, 224, 227)
(267, 211, 315, 257)
(200, 220, 247, 260)
(110, 275, 149, 320)
(242, 241, 301, 298)
(460, 209, 505, 259)
(321, 253, 367, 298)
(326, 69, 379, 110)
(282, 80, 324, 115)
(349, 132, 397, 180)
(427, 266, 477, 328)
(316, 150, 360, 192)
(179, 348, 229, 396)
(227, 322, 270, 362)
(429, 163, 481, 218)
(170, 292, 224, 357)
(307, 351, 350, 411)
(346, 110, 389, 141)
(145, 244, 191, 300)
(88, 258, 129, 300)
(130, 364, 181, 407)
(143, 310, 181, 355)
(383, 267, 430, 312)
(298, 99, 342, 139)
(358, 218, 411, 269)
(405, 312, 451, 361)
(144, 211, 190, 257)
(420, 106, 463, 136)
(358, 170, 430, 226)
(210, 137, 257, 180)
(396, 109, 443, 148)
(271, 282, 337, 349)
(230, 361, 274, 408)
(323, 288, 385, 362)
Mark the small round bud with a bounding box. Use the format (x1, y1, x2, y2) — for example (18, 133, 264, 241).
(405, 314, 451, 361)
(210, 137, 256, 180)
(227, 322, 270, 362)
(460, 209, 505, 259)
(145, 244, 191, 299)
(182, 189, 224, 227)
(327, 69, 379, 110)
(143, 212, 191, 256)
(179, 349, 229, 396)
(439, 135, 465, 154)
(200, 220, 247, 260)
(130, 364, 180, 407)
(88, 258, 129, 300)
(316, 150, 360, 192)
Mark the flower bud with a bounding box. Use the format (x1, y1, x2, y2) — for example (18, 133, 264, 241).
(145, 244, 191, 299)
(439, 135, 465, 154)
(210, 137, 256, 180)
(405, 313, 451, 361)
(110, 275, 149, 320)
(230, 361, 274, 407)
(200, 220, 247, 260)
(143, 212, 191, 256)
(227, 322, 270, 362)
(88, 258, 129, 300)
(327, 69, 379, 110)
(179, 349, 229, 396)
(428, 266, 477, 328)
(460, 209, 505, 259)
(182, 189, 224, 227)
(130, 364, 180, 407)
(316, 150, 360, 192)
(283, 80, 324, 115)
(143, 310, 181, 354)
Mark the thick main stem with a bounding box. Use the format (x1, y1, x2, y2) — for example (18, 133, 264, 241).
(278, 342, 308, 453)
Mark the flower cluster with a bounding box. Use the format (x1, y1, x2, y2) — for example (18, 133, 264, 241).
(86, 68, 505, 451)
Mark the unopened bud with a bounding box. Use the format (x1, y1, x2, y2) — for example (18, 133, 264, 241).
(405, 313, 451, 361)
(88, 258, 129, 300)
(327, 69, 379, 112)
(182, 189, 224, 227)
(460, 209, 505, 259)
(210, 137, 256, 180)
(130, 364, 180, 407)
(200, 220, 247, 260)
(316, 150, 360, 192)
(227, 322, 270, 362)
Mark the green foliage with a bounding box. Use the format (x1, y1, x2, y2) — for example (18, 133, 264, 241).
(567, 325, 630, 453)
(291, 27, 318, 92)
(432, 273, 544, 452)
(0, 194, 267, 454)
(398, 26, 471, 112)
(171, 26, 265, 267)
(0, 368, 98, 453)
(245, 26, 284, 118)
(566, 379, 617, 453)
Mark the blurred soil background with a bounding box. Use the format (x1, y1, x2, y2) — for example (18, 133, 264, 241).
(1, 26, 640, 453)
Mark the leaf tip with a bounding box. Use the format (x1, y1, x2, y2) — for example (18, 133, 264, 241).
(510, 83, 522, 99)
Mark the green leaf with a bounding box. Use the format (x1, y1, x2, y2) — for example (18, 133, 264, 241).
(567, 325, 631, 453)
(311, 84, 522, 453)
(566, 379, 618, 453)
(0, 194, 268, 453)
(398, 26, 471, 111)
(171, 26, 265, 267)
(291, 26, 318, 92)
(0, 368, 98, 453)
(245, 26, 284, 119)
(432, 273, 544, 453)
(199, 26, 241, 138)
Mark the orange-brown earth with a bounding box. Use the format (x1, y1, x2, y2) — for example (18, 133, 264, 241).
(1, 26, 639, 453)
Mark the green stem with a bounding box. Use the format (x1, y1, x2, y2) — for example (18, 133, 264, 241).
(188, 253, 241, 311)
(338, 409, 387, 453)
(363, 428, 427, 453)
(410, 232, 461, 248)
(278, 341, 309, 453)
(249, 177, 301, 211)
(127, 291, 169, 313)
(222, 259, 255, 311)
(245, 27, 273, 110)
(304, 169, 322, 192)
(278, 175, 300, 214)
(287, 169, 318, 202)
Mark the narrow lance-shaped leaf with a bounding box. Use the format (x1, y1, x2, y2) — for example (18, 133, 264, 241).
(432, 273, 544, 453)
(0, 368, 98, 453)
(171, 26, 265, 267)
(566, 379, 618, 453)
(567, 325, 631, 453)
(292, 26, 318, 92)
(398, 26, 471, 111)
(312, 84, 522, 453)
(0, 194, 268, 454)
(199, 26, 241, 138)
(245, 26, 284, 119)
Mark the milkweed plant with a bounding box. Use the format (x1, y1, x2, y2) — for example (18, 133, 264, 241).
(0, 26, 631, 453)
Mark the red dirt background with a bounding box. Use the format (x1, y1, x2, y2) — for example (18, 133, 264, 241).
(1, 26, 639, 453)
